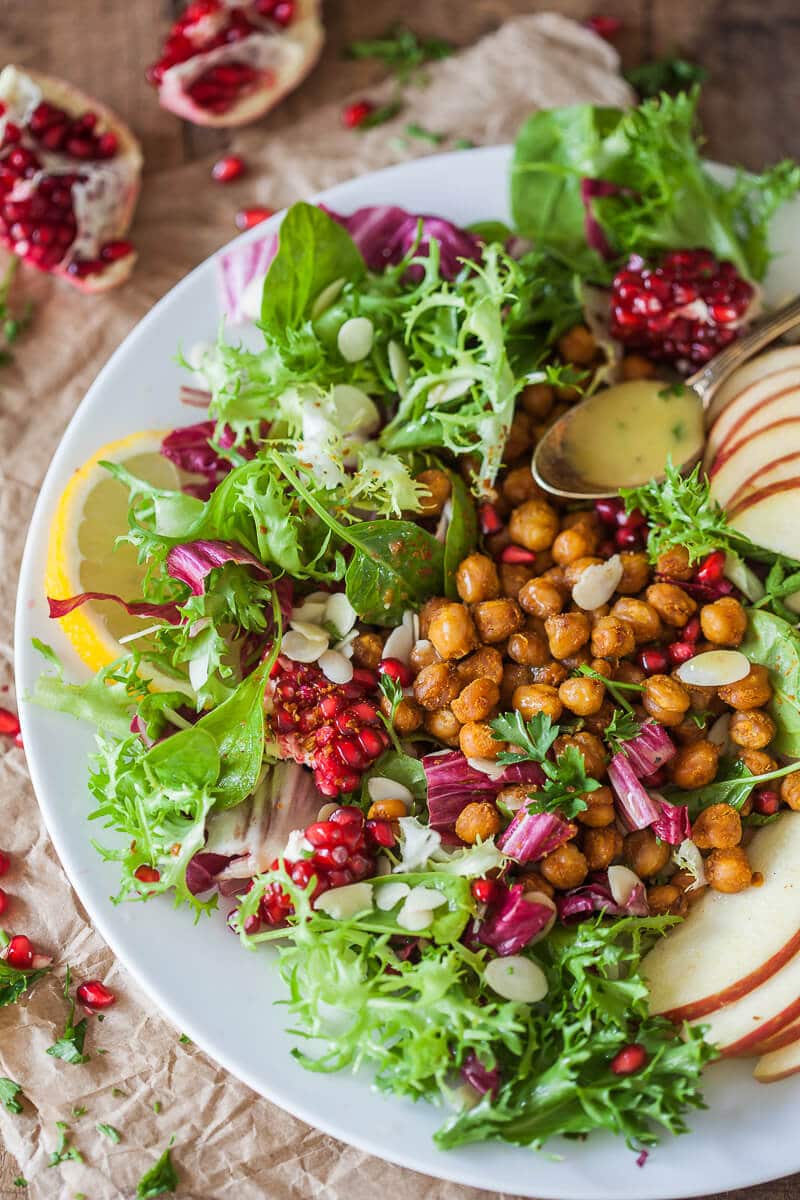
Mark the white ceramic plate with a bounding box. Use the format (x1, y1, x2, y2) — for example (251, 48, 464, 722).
(15, 147, 800, 1199)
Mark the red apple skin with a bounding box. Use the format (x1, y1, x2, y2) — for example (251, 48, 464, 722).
(727, 450, 800, 511)
(724, 996, 800, 1058)
(753, 1014, 800, 1056)
(706, 345, 800, 426)
(711, 416, 800, 478)
(705, 371, 800, 469)
(755, 1037, 800, 1083)
(729, 475, 800, 518)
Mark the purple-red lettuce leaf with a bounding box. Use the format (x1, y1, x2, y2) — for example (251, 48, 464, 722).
(608, 752, 661, 831)
(497, 808, 574, 864)
(478, 884, 555, 956)
(323, 204, 482, 280)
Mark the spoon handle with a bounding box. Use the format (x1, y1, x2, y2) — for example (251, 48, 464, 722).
(687, 293, 800, 407)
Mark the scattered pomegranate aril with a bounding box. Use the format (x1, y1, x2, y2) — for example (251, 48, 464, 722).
(594, 497, 624, 525)
(5, 934, 33, 969)
(235, 205, 274, 230)
(342, 99, 374, 129)
(365, 818, 396, 848)
(76, 979, 116, 1011)
(378, 657, 413, 687)
(212, 154, 246, 183)
(134, 865, 161, 884)
(586, 14, 622, 38)
(0, 889, 8, 916)
(638, 648, 668, 675)
(682, 615, 701, 644)
(0, 707, 20, 737)
(754, 788, 780, 816)
(471, 878, 499, 905)
(610, 250, 755, 369)
(610, 1042, 648, 1075)
(242, 912, 261, 935)
(695, 550, 726, 586)
(500, 544, 536, 564)
(668, 641, 695, 666)
(479, 503, 503, 536)
(616, 507, 646, 530)
(614, 525, 643, 550)
(0, 850, 9, 876)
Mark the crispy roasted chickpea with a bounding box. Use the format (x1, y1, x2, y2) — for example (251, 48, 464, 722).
(502, 464, 539, 507)
(508, 498, 560, 552)
(610, 597, 663, 645)
(428, 602, 478, 660)
(415, 468, 452, 517)
(737, 748, 777, 776)
(459, 720, 505, 760)
(506, 630, 550, 668)
(501, 663, 533, 706)
(504, 410, 534, 462)
(670, 740, 720, 790)
(616, 551, 651, 594)
(541, 564, 570, 592)
(621, 353, 657, 381)
(582, 825, 623, 870)
(575, 784, 615, 827)
(531, 660, 570, 688)
(552, 525, 598, 566)
(559, 648, 592, 672)
(590, 615, 636, 659)
(673, 714, 708, 745)
(485, 527, 511, 559)
(500, 562, 536, 599)
(718, 663, 773, 711)
(700, 596, 748, 647)
(655, 545, 693, 581)
(409, 638, 440, 673)
(472, 598, 525, 644)
(454, 801, 502, 845)
(558, 324, 597, 365)
(781, 771, 800, 812)
(642, 674, 691, 726)
(541, 842, 589, 890)
(451, 677, 500, 724)
(563, 556, 604, 588)
(419, 596, 450, 639)
(646, 884, 686, 916)
(518, 577, 565, 619)
(706, 846, 752, 893)
(624, 829, 671, 878)
(692, 802, 742, 851)
(544, 611, 591, 660)
(413, 661, 461, 711)
(455, 553, 500, 604)
(582, 699, 617, 737)
(561, 509, 600, 534)
(368, 798, 408, 820)
(381, 695, 423, 735)
(558, 675, 605, 716)
(512, 683, 563, 722)
(729, 709, 776, 750)
(350, 631, 384, 670)
(645, 582, 697, 628)
(518, 869, 555, 899)
(670, 869, 706, 906)
(458, 646, 504, 686)
(554, 730, 607, 779)
(520, 381, 555, 420)
(589, 656, 614, 679)
(614, 659, 646, 687)
(424, 707, 461, 747)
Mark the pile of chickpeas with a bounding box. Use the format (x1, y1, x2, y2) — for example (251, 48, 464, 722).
(350, 325, 798, 917)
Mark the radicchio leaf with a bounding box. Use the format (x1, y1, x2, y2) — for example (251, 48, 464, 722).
(217, 232, 279, 324)
(185, 851, 234, 896)
(323, 204, 483, 281)
(422, 750, 545, 830)
(557, 871, 649, 923)
(165, 539, 270, 596)
(47, 593, 181, 624)
(477, 884, 556, 956)
(607, 752, 661, 831)
(462, 1051, 500, 1098)
(497, 808, 574, 864)
(650, 794, 692, 845)
(619, 721, 676, 777)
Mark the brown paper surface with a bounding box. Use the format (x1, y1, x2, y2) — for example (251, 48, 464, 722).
(0, 15, 630, 1197)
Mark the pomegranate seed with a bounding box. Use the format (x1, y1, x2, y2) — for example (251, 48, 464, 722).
(638, 648, 668, 674)
(212, 155, 245, 183)
(378, 658, 413, 687)
(305, 821, 342, 848)
(479, 503, 503, 535)
(335, 737, 366, 769)
(695, 550, 726, 585)
(6, 935, 33, 969)
(357, 727, 386, 758)
(594, 497, 624, 525)
(610, 1043, 648, 1075)
(242, 912, 261, 935)
(365, 819, 396, 848)
(76, 979, 116, 1011)
(471, 879, 498, 905)
(587, 14, 622, 38)
(616, 507, 646, 530)
(0, 707, 20, 737)
(342, 99, 374, 129)
(100, 239, 133, 262)
(682, 615, 701, 643)
(0, 888, 8, 916)
(134, 865, 160, 883)
(668, 641, 695, 666)
(329, 805, 363, 828)
(597, 538, 616, 558)
(0, 850, 9, 876)
(235, 206, 273, 230)
(500, 544, 536, 564)
(754, 788, 780, 815)
(351, 667, 379, 689)
(615, 525, 642, 550)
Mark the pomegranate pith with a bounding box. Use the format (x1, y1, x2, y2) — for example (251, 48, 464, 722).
(610, 250, 755, 369)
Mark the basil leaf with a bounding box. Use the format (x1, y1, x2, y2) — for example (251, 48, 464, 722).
(443, 471, 477, 599)
(145, 727, 219, 791)
(740, 608, 800, 755)
(344, 519, 444, 625)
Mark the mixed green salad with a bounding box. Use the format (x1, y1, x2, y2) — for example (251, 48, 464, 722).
(29, 88, 800, 1158)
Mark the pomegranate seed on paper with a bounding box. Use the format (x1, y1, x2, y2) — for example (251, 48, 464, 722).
(610, 1043, 648, 1075)
(0, 707, 20, 737)
(235, 206, 274, 231)
(342, 99, 374, 129)
(0, 889, 8, 916)
(5, 934, 33, 969)
(76, 979, 116, 1011)
(212, 155, 246, 183)
(586, 15, 622, 39)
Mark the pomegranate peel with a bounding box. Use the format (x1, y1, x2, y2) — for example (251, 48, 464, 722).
(150, 0, 324, 129)
(0, 65, 142, 293)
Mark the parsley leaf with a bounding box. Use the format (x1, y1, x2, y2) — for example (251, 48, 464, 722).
(491, 710, 560, 764)
(13, 1177, 27, 1188)
(47, 972, 90, 1065)
(136, 1143, 178, 1198)
(0, 1077, 25, 1114)
(0, 258, 33, 365)
(489, 711, 600, 818)
(346, 25, 452, 82)
(48, 1122, 83, 1168)
(97, 1122, 122, 1144)
(604, 709, 642, 754)
(0, 958, 50, 1008)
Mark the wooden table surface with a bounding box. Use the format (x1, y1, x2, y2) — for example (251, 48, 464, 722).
(1, 2, 799, 1198)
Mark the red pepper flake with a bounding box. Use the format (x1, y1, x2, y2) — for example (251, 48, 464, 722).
(0, 706, 20, 737)
(586, 15, 622, 38)
(235, 206, 274, 231)
(211, 155, 246, 184)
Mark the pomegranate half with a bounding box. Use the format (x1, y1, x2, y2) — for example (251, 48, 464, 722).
(0, 65, 142, 293)
(148, 0, 324, 128)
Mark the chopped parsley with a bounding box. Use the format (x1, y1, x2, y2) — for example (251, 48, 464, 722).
(356, 100, 403, 130)
(346, 25, 452, 82)
(405, 122, 445, 144)
(178, 1033, 192, 1045)
(0, 258, 33, 366)
(136, 1142, 178, 1198)
(13, 1177, 27, 1188)
(72, 1105, 87, 1118)
(96, 1122, 122, 1144)
(47, 969, 90, 1064)
(489, 711, 601, 818)
(578, 663, 644, 714)
(604, 708, 643, 754)
(0, 958, 50, 1008)
(48, 1122, 83, 1168)
(153, 1100, 162, 1115)
(0, 1077, 25, 1114)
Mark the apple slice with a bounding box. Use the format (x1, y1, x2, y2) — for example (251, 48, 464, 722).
(708, 424, 800, 509)
(728, 477, 800, 559)
(687, 948, 800, 1056)
(706, 345, 800, 426)
(753, 1012, 800, 1056)
(642, 814, 800, 1022)
(755, 1037, 800, 1083)
(703, 368, 800, 469)
(711, 393, 800, 472)
(725, 450, 800, 511)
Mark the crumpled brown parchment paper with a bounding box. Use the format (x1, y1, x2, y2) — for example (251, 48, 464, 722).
(0, 15, 631, 1197)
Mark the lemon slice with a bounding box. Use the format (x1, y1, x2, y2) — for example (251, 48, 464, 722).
(46, 429, 181, 673)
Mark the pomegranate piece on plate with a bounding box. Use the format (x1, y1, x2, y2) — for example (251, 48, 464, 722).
(610, 249, 757, 371)
(0, 65, 142, 293)
(147, 0, 324, 128)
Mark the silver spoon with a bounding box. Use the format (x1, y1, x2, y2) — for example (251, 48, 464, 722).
(532, 293, 800, 500)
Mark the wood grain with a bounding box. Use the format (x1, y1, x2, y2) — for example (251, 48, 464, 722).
(0, 3, 797, 1198)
